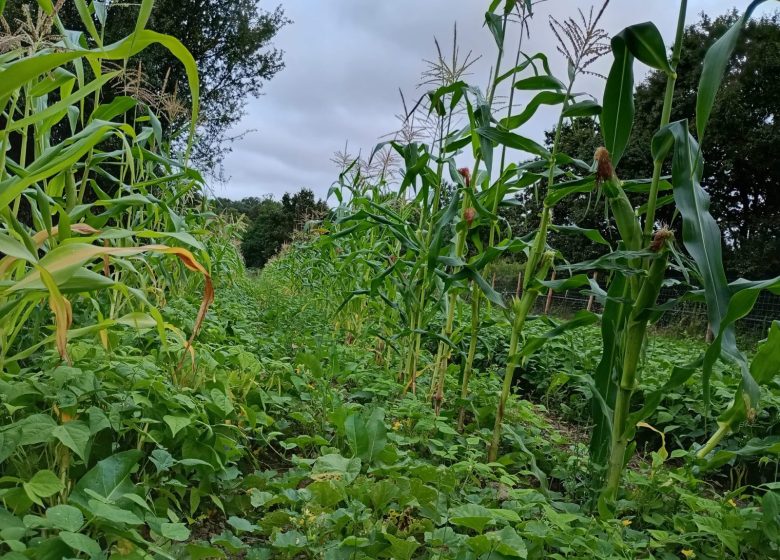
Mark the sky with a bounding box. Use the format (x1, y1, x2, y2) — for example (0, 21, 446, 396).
(214, 0, 774, 202)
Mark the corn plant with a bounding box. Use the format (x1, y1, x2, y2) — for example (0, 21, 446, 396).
(0, 0, 212, 370)
(484, 3, 611, 462)
(579, 0, 780, 514)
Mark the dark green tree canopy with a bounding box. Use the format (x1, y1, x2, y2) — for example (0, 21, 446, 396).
(506, 11, 780, 279)
(222, 189, 329, 269)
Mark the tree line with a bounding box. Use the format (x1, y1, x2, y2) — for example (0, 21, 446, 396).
(216, 189, 328, 268)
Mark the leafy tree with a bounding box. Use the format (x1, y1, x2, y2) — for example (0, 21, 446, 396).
(3, 0, 288, 176)
(237, 189, 329, 268)
(505, 11, 780, 279)
(214, 197, 271, 222)
(240, 199, 289, 269)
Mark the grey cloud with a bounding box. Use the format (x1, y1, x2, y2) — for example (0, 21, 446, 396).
(216, 0, 766, 202)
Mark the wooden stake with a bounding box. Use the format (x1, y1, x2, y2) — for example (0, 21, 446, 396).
(587, 271, 598, 312)
(544, 271, 556, 315)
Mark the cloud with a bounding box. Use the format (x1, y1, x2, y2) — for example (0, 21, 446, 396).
(216, 0, 768, 202)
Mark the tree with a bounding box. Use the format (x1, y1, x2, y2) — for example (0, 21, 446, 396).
(240, 199, 289, 269)
(527, 11, 780, 279)
(3, 1, 288, 176)
(237, 189, 329, 268)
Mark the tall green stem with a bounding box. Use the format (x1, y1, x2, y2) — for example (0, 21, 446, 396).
(460, 12, 530, 425)
(488, 252, 552, 461)
(487, 54, 579, 460)
(601, 231, 673, 508)
(431, 12, 510, 408)
(643, 0, 687, 237)
(600, 2, 688, 513)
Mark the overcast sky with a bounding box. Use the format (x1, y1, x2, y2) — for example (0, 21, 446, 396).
(214, 0, 774, 202)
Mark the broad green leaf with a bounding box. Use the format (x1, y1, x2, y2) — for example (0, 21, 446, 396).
(494, 52, 552, 86)
(272, 530, 307, 549)
(513, 74, 565, 91)
(249, 489, 275, 508)
(697, 1, 770, 143)
(52, 421, 91, 461)
(485, 11, 505, 52)
(590, 274, 630, 466)
(209, 388, 233, 416)
(0, 232, 35, 262)
(87, 499, 143, 525)
(477, 127, 550, 159)
(382, 533, 419, 560)
(601, 34, 634, 167)
(562, 99, 601, 118)
(23, 470, 64, 505)
(344, 408, 387, 464)
(311, 453, 362, 483)
(46, 505, 84, 532)
(601, 22, 671, 166)
(449, 503, 495, 533)
(91, 95, 137, 122)
(499, 91, 567, 131)
(59, 531, 101, 559)
(468, 526, 528, 558)
(74, 0, 102, 46)
(36, 0, 54, 15)
(518, 310, 599, 359)
(163, 415, 191, 437)
(186, 544, 227, 560)
(652, 121, 731, 407)
(762, 491, 780, 539)
(0, 430, 21, 463)
(544, 177, 595, 206)
(227, 516, 256, 533)
(550, 224, 610, 246)
(751, 320, 780, 384)
(16, 414, 57, 445)
(116, 312, 158, 329)
(71, 450, 141, 508)
(621, 22, 673, 73)
(28, 67, 75, 97)
(705, 436, 780, 470)
(160, 522, 191, 541)
(135, 0, 154, 33)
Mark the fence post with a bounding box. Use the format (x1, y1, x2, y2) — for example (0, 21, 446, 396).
(491, 270, 496, 290)
(586, 271, 598, 312)
(705, 323, 713, 343)
(515, 270, 522, 298)
(544, 271, 556, 315)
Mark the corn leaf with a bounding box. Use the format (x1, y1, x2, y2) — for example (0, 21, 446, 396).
(697, 0, 774, 143)
(651, 120, 732, 408)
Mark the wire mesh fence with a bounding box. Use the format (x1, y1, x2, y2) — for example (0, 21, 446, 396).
(492, 273, 780, 344)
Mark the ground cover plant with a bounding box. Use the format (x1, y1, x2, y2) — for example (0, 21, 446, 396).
(0, 0, 779, 559)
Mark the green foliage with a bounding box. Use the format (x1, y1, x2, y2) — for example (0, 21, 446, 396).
(544, 11, 780, 279)
(236, 189, 329, 268)
(2, 1, 779, 558)
(4, 0, 288, 175)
